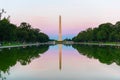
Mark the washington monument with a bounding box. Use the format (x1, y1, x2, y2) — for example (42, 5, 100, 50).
(59, 15, 62, 41)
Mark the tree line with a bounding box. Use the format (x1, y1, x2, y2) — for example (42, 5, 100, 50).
(72, 21, 120, 42)
(0, 18, 49, 43)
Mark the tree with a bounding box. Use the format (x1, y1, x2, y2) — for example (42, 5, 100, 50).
(0, 18, 17, 42)
(72, 22, 117, 42)
(0, 19, 49, 43)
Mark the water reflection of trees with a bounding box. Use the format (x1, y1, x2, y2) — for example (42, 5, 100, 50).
(72, 45, 120, 66)
(0, 45, 49, 79)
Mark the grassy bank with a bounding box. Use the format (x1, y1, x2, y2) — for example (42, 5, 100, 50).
(73, 42, 120, 47)
(1, 42, 23, 46)
(0, 42, 27, 46)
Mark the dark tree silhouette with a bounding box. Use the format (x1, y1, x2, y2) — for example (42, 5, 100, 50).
(72, 22, 120, 42)
(0, 18, 49, 43)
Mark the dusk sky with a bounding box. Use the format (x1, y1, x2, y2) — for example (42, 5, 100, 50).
(1, 0, 120, 39)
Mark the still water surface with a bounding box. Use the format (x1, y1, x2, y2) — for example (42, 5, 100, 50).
(0, 44, 120, 80)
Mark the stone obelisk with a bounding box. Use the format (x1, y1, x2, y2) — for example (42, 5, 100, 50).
(59, 15, 62, 41)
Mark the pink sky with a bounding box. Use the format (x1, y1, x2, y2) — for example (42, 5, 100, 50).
(1, 0, 120, 39)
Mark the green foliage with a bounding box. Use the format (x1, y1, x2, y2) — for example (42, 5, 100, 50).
(64, 38, 72, 41)
(72, 45, 120, 66)
(0, 19, 49, 43)
(0, 18, 17, 42)
(37, 33, 49, 42)
(0, 45, 49, 76)
(72, 22, 120, 42)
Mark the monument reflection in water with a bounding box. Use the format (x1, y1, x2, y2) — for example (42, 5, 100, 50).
(59, 44, 62, 70)
(1, 44, 120, 80)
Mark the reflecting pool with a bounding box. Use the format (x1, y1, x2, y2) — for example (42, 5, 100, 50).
(0, 44, 120, 80)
